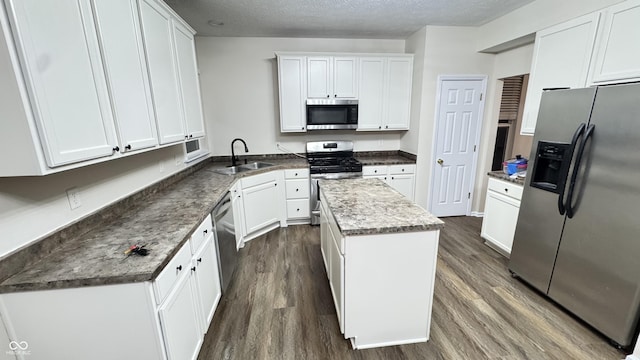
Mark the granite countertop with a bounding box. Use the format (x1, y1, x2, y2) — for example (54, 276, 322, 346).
(356, 154, 416, 166)
(320, 178, 444, 236)
(487, 171, 526, 186)
(0, 158, 308, 293)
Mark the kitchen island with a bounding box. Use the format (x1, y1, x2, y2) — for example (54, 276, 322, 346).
(319, 178, 444, 349)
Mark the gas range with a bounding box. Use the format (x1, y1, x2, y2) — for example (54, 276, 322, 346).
(306, 141, 363, 225)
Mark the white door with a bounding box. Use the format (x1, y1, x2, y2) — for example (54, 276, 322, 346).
(139, 0, 186, 145)
(430, 78, 485, 217)
(7, 0, 117, 167)
(172, 21, 205, 139)
(92, 0, 158, 153)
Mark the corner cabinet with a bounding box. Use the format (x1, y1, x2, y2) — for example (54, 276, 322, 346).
(522, 0, 640, 135)
(0, 0, 206, 176)
(275, 52, 413, 133)
(481, 177, 523, 256)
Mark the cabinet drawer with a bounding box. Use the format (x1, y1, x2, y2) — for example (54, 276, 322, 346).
(285, 179, 309, 199)
(154, 240, 192, 304)
(241, 170, 278, 188)
(287, 199, 310, 219)
(487, 177, 523, 200)
(284, 168, 309, 179)
(190, 214, 213, 254)
(362, 165, 387, 176)
(388, 164, 415, 175)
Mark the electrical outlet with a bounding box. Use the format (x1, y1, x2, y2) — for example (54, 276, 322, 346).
(66, 188, 82, 210)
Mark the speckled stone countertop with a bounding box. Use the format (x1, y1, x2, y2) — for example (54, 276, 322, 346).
(320, 178, 444, 236)
(487, 171, 526, 186)
(0, 158, 308, 293)
(356, 151, 416, 166)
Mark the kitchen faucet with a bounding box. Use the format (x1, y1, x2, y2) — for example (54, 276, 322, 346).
(230, 138, 249, 167)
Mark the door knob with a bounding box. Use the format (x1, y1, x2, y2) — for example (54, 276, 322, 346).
(437, 159, 444, 165)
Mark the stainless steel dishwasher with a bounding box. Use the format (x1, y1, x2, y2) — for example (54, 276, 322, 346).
(212, 191, 238, 294)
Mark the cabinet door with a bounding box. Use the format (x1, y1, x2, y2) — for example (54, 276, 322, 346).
(278, 56, 307, 132)
(320, 202, 330, 273)
(589, 0, 640, 84)
(242, 180, 281, 234)
(384, 57, 413, 130)
(521, 13, 600, 135)
(357, 58, 385, 130)
(172, 21, 205, 139)
(193, 235, 221, 333)
(92, 0, 158, 153)
(481, 190, 521, 255)
(328, 224, 345, 334)
(231, 186, 245, 248)
(139, 0, 186, 145)
(333, 57, 357, 98)
(389, 174, 415, 201)
(158, 272, 202, 360)
(7, 0, 117, 166)
(307, 57, 331, 98)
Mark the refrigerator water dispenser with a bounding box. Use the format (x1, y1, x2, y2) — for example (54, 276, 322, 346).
(530, 141, 571, 193)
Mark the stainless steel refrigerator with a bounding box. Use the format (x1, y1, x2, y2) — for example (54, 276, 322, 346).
(509, 82, 640, 348)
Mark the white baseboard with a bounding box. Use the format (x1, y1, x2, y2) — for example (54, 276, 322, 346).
(470, 211, 484, 217)
(626, 355, 640, 360)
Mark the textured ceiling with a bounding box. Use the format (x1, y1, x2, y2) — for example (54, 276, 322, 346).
(165, 0, 535, 39)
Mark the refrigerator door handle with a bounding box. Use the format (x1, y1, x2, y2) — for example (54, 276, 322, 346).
(558, 123, 586, 215)
(566, 124, 595, 219)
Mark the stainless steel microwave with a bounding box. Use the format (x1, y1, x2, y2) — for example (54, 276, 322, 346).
(306, 99, 358, 130)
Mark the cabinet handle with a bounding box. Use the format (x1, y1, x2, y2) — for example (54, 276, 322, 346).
(301, 126, 305, 130)
(505, 188, 509, 192)
(374, 170, 377, 173)
(176, 265, 183, 271)
(385, 125, 389, 129)
(191, 266, 196, 272)
(275, 183, 277, 186)
(125, 144, 132, 150)
(197, 258, 202, 263)
(334, 94, 337, 98)
(295, 173, 298, 176)
(203, 229, 208, 234)
(297, 208, 300, 211)
(112, 146, 120, 152)
(185, 135, 188, 139)
(189, 134, 193, 138)
(378, 126, 381, 129)
(392, 176, 395, 180)
(326, 95, 330, 98)
(402, 168, 405, 172)
(296, 188, 299, 192)
(384, 177, 387, 180)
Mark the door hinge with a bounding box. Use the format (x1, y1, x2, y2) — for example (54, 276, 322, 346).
(479, 93, 483, 101)
(468, 192, 471, 199)
(473, 145, 476, 152)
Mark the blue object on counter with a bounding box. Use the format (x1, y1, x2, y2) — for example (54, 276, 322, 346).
(504, 155, 528, 175)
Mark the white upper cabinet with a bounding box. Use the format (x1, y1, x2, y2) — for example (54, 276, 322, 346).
(307, 56, 357, 99)
(139, 0, 186, 145)
(357, 57, 385, 130)
(172, 21, 205, 140)
(357, 56, 413, 131)
(383, 57, 413, 130)
(5, 0, 118, 167)
(92, 0, 158, 153)
(277, 55, 307, 132)
(520, 13, 600, 135)
(588, 0, 640, 85)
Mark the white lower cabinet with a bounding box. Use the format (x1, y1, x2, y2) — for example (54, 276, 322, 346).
(158, 266, 202, 360)
(240, 171, 286, 240)
(363, 164, 416, 201)
(481, 178, 523, 256)
(192, 233, 222, 333)
(285, 168, 310, 223)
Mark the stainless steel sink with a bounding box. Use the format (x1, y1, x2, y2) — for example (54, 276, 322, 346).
(238, 162, 273, 170)
(212, 162, 273, 175)
(212, 166, 244, 175)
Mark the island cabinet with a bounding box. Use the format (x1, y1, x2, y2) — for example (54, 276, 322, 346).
(362, 164, 416, 201)
(481, 177, 523, 256)
(319, 178, 443, 349)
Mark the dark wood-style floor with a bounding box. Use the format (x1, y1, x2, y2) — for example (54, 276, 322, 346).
(198, 217, 626, 359)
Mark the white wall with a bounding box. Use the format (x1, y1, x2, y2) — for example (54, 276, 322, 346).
(0, 145, 190, 258)
(195, 37, 406, 156)
(411, 26, 496, 212)
(401, 28, 427, 155)
(477, 0, 624, 51)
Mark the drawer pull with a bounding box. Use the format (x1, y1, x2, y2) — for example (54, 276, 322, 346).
(203, 229, 208, 234)
(176, 265, 183, 272)
(505, 188, 509, 192)
(297, 208, 300, 211)
(191, 266, 196, 272)
(197, 258, 202, 263)
(296, 188, 299, 192)
(374, 170, 377, 173)
(295, 172, 298, 176)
